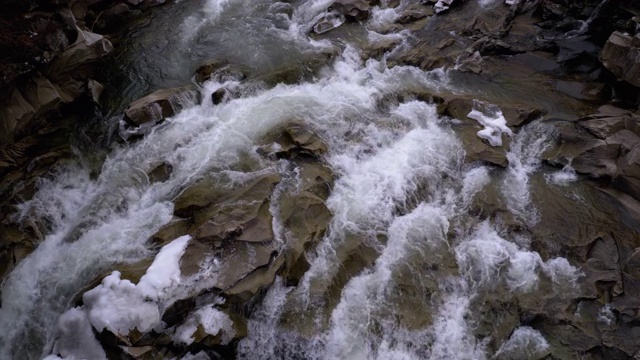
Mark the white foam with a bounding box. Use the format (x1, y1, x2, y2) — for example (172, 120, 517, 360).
(597, 305, 615, 325)
(495, 326, 550, 359)
(428, 291, 487, 360)
(545, 165, 578, 185)
(324, 204, 451, 359)
(502, 122, 553, 226)
(455, 222, 578, 293)
(237, 278, 293, 358)
(49, 307, 107, 360)
(541, 257, 582, 288)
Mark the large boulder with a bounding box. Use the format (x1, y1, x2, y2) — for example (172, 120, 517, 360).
(329, 0, 372, 21)
(600, 31, 640, 88)
(123, 86, 197, 127)
(44, 29, 113, 101)
(549, 106, 640, 203)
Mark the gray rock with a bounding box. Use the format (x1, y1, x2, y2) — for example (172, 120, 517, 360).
(87, 79, 104, 104)
(329, 0, 372, 20)
(600, 31, 640, 87)
(194, 60, 247, 84)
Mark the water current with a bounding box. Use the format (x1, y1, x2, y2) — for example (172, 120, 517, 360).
(0, 1, 586, 359)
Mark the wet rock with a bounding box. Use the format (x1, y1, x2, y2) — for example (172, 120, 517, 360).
(457, 51, 484, 74)
(148, 162, 173, 183)
(396, 3, 434, 24)
(44, 29, 113, 92)
(329, 0, 372, 21)
(87, 79, 104, 104)
(104, 3, 130, 17)
(313, 13, 346, 34)
(211, 88, 225, 105)
(444, 97, 542, 128)
(454, 122, 509, 167)
(258, 123, 328, 159)
(123, 85, 197, 127)
(555, 81, 610, 102)
(0, 75, 62, 144)
(211, 87, 238, 105)
(194, 60, 248, 84)
(191, 173, 280, 244)
(150, 217, 190, 247)
(600, 31, 640, 87)
(71, 1, 89, 20)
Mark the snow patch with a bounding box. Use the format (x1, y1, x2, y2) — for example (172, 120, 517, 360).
(174, 303, 235, 345)
(467, 105, 513, 147)
(45, 236, 191, 359)
(83, 235, 190, 334)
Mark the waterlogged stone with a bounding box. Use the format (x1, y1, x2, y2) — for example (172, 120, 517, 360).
(123, 85, 198, 127)
(329, 0, 372, 20)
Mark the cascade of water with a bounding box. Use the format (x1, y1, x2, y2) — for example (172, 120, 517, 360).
(0, 1, 588, 359)
(561, 0, 610, 39)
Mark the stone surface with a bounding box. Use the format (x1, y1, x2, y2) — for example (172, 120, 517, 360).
(600, 32, 640, 87)
(123, 86, 197, 126)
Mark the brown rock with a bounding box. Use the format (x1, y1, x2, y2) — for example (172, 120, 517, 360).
(123, 86, 197, 127)
(194, 60, 247, 84)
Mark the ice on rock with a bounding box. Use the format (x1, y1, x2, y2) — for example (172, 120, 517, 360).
(83, 271, 161, 334)
(174, 304, 235, 345)
(83, 235, 191, 334)
(434, 0, 456, 13)
(467, 102, 513, 147)
(47, 233, 191, 360)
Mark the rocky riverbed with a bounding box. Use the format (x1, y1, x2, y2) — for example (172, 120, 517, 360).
(1, 0, 640, 359)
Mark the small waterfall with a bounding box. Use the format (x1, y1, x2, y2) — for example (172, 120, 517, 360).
(561, 0, 610, 39)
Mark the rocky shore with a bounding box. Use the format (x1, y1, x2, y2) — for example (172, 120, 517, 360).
(2, 0, 640, 359)
(0, 0, 171, 293)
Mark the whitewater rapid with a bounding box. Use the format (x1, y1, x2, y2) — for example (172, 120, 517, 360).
(0, 1, 584, 359)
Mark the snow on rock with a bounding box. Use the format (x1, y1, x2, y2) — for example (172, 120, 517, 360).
(83, 271, 161, 334)
(174, 303, 235, 345)
(83, 235, 191, 334)
(467, 103, 513, 147)
(434, 0, 456, 13)
(46, 236, 191, 359)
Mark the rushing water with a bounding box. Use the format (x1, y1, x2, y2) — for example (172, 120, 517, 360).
(0, 1, 586, 359)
